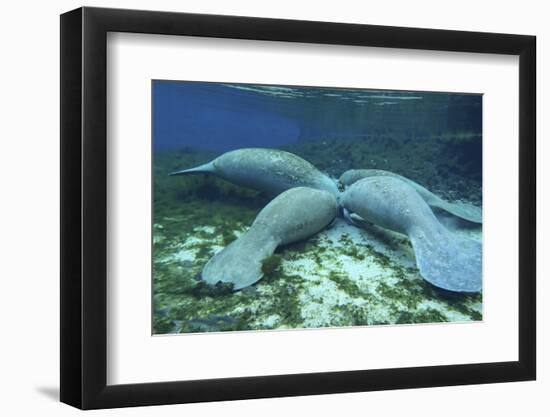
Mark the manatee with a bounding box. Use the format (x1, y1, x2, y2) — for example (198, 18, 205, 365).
(340, 176, 482, 293)
(339, 169, 482, 224)
(170, 148, 339, 196)
(202, 187, 338, 290)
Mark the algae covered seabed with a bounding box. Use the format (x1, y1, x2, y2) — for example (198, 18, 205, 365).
(153, 138, 482, 335)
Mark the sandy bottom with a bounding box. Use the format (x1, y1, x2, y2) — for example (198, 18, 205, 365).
(153, 213, 482, 334)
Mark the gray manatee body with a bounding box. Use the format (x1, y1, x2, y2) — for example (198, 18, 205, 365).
(170, 148, 339, 197)
(339, 169, 482, 224)
(340, 176, 482, 293)
(202, 187, 338, 290)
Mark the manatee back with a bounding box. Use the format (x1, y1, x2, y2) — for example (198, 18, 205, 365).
(340, 169, 435, 202)
(342, 176, 436, 235)
(215, 148, 338, 196)
(253, 187, 338, 245)
(340, 169, 385, 187)
(340, 169, 483, 224)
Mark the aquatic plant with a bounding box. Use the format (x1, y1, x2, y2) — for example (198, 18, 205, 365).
(261, 254, 283, 276)
(152, 145, 483, 335)
(283, 133, 481, 205)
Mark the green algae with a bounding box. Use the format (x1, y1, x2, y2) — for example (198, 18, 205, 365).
(284, 133, 481, 204)
(152, 147, 482, 335)
(269, 280, 305, 326)
(395, 308, 447, 324)
(362, 243, 394, 268)
(328, 271, 363, 298)
(261, 254, 283, 276)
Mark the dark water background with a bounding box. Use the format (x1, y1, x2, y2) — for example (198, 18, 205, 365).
(153, 81, 482, 201)
(153, 80, 481, 153)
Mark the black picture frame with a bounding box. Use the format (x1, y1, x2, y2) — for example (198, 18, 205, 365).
(60, 6, 536, 410)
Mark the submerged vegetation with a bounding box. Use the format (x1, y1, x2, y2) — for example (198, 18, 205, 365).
(152, 139, 483, 335)
(282, 132, 482, 205)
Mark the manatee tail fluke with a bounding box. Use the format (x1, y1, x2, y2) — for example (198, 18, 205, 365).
(431, 200, 483, 224)
(169, 161, 215, 176)
(201, 229, 278, 291)
(409, 226, 482, 293)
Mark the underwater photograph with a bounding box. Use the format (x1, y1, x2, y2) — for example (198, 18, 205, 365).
(152, 80, 483, 335)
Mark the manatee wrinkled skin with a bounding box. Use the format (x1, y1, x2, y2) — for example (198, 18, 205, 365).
(202, 187, 338, 290)
(340, 176, 482, 293)
(170, 148, 339, 197)
(339, 169, 482, 224)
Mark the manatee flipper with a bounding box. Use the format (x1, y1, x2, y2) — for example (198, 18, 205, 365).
(342, 208, 356, 225)
(341, 209, 371, 228)
(201, 187, 338, 290)
(339, 169, 482, 224)
(340, 176, 482, 293)
(430, 199, 482, 224)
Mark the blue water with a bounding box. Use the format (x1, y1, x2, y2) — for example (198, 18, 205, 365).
(152, 81, 482, 153)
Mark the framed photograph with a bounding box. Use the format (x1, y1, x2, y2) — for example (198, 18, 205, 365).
(60, 6, 536, 409)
